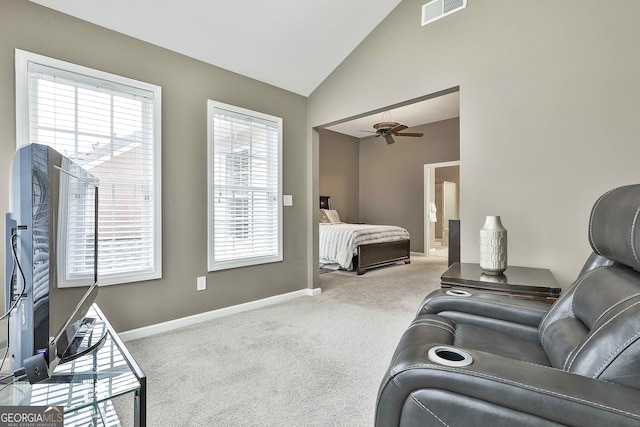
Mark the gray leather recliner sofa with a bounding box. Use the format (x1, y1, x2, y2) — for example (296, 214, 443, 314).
(376, 184, 640, 426)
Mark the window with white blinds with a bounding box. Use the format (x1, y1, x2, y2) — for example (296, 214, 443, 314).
(207, 100, 282, 271)
(15, 49, 162, 286)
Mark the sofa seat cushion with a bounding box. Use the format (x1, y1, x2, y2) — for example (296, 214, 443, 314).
(454, 324, 551, 366)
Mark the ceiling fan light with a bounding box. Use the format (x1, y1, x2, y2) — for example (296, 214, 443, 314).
(373, 121, 399, 131)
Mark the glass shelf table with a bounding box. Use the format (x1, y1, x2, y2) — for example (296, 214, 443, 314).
(0, 304, 146, 426)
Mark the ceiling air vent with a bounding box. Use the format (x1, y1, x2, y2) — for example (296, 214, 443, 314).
(422, 0, 467, 26)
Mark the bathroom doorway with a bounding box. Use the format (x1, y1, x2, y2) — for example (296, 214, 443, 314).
(424, 161, 460, 257)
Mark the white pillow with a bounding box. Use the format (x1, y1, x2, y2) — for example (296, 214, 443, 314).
(324, 209, 341, 223)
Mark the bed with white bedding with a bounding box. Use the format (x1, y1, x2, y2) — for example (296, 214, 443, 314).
(319, 216, 411, 275)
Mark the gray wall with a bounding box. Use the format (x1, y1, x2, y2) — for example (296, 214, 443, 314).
(308, 0, 640, 287)
(318, 129, 359, 223)
(0, 0, 308, 331)
(359, 119, 459, 253)
(436, 166, 460, 186)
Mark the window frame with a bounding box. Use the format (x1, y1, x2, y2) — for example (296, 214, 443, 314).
(207, 100, 283, 271)
(15, 49, 162, 286)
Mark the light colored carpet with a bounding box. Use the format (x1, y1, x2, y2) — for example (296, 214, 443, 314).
(122, 255, 446, 426)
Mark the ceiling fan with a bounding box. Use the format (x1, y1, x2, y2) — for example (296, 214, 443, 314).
(371, 121, 424, 145)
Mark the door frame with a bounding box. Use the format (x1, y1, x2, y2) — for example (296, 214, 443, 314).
(424, 160, 460, 255)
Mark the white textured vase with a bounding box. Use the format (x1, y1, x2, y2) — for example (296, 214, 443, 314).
(479, 215, 507, 275)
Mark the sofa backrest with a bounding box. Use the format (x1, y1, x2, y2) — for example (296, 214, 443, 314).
(539, 184, 640, 390)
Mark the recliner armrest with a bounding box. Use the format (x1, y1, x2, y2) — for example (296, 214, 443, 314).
(417, 289, 553, 342)
(419, 288, 551, 327)
(376, 344, 640, 426)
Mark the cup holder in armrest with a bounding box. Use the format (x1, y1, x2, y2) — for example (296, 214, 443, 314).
(445, 289, 472, 297)
(428, 346, 473, 367)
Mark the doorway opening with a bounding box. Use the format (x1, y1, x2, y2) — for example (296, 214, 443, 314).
(312, 87, 460, 286)
(424, 161, 460, 258)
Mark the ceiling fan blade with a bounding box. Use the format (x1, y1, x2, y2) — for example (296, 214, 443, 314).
(391, 124, 408, 133)
(394, 132, 424, 137)
(384, 135, 395, 145)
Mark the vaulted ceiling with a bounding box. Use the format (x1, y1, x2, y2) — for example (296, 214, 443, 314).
(30, 0, 402, 97)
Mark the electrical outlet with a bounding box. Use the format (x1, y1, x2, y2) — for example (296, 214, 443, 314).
(197, 276, 206, 291)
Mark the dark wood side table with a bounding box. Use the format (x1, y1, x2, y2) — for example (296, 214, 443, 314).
(441, 262, 561, 303)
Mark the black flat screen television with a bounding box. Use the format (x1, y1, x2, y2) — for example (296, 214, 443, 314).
(5, 143, 101, 379)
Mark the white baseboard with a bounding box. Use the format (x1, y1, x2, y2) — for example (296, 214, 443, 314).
(119, 287, 322, 342)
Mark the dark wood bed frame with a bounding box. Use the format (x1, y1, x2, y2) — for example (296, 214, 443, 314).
(320, 196, 411, 275)
(352, 239, 411, 275)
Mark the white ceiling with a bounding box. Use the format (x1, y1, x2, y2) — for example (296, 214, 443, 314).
(325, 91, 460, 139)
(30, 0, 402, 97)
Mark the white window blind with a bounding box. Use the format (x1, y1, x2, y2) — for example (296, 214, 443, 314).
(15, 50, 162, 286)
(207, 100, 282, 271)
(57, 157, 99, 287)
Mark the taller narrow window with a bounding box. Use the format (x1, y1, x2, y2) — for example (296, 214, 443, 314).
(207, 100, 282, 271)
(15, 49, 162, 286)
